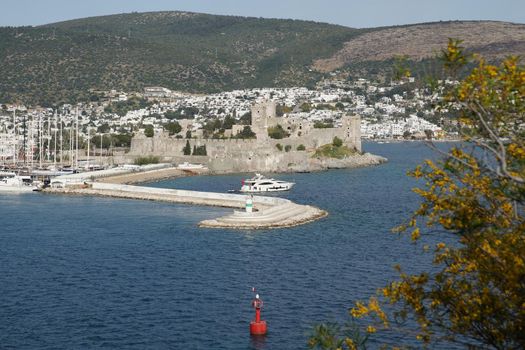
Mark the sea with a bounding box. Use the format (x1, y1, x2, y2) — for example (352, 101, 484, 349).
(0, 142, 462, 349)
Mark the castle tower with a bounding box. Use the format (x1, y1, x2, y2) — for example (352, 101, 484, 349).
(342, 115, 362, 152)
(250, 100, 277, 141)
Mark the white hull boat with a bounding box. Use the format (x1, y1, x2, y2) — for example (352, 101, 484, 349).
(177, 162, 205, 170)
(240, 173, 294, 193)
(0, 172, 39, 193)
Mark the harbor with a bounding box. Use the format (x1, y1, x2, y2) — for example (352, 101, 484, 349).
(1, 142, 448, 350)
(45, 169, 328, 230)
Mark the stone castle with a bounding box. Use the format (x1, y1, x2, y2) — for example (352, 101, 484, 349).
(128, 100, 361, 172)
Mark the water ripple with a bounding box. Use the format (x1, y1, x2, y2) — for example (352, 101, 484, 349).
(0, 143, 462, 349)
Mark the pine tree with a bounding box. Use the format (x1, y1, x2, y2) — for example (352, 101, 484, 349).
(182, 140, 191, 155)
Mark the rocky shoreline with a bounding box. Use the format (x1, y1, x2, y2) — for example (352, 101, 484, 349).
(98, 153, 387, 184)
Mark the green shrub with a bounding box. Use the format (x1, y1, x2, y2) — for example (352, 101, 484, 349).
(285, 145, 292, 152)
(313, 144, 356, 159)
(134, 155, 160, 165)
(314, 121, 334, 128)
(300, 102, 312, 112)
(332, 136, 343, 147)
(233, 126, 256, 139)
(297, 144, 306, 151)
(144, 125, 154, 137)
(164, 121, 182, 135)
(276, 143, 283, 151)
(268, 124, 290, 139)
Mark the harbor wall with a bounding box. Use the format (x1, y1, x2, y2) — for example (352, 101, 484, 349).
(90, 182, 291, 207)
(48, 182, 327, 229)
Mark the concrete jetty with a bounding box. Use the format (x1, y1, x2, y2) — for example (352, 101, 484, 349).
(46, 182, 327, 229)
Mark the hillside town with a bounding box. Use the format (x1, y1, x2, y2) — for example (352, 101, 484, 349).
(0, 78, 453, 163)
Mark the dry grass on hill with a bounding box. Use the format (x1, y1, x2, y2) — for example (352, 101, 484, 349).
(313, 21, 525, 72)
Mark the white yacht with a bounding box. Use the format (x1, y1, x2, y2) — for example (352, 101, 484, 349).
(240, 173, 295, 193)
(177, 162, 205, 170)
(0, 172, 39, 193)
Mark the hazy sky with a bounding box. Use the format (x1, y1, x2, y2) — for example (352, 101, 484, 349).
(1, 0, 524, 28)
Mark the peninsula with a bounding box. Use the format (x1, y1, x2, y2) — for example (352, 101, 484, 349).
(124, 100, 386, 173)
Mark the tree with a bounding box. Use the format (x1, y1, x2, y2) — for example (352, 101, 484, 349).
(183, 140, 191, 155)
(192, 145, 207, 156)
(113, 133, 132, 148)
(276, 104, 292, 117)
(165, 110, 180, 120)
(90, 134, 112, 150)
(392, 54, 412, 81)
(203, 118, 222, 137)
(423, 129, 433, 140)
(223, 115, 235, 130)
(310, 40, 525, 349)
(164, 121, 182, 136)
(268, 124, 290, 139)
(300, 102, 312, 112)
(239, 112, 252, 125)
(235, 126, 256, 139)
(332, 136, 343, 147)
(97, 123, 110, 133)
(144, 125, 154, 138)
(186, 130, 192, 139)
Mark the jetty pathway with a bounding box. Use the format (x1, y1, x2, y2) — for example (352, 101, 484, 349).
(47, 181, 327, 229)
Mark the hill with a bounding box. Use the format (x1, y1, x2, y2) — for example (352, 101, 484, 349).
(312, 21, 525, 72)
(0, 12, 523, 106)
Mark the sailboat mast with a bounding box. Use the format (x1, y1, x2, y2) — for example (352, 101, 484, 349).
(100, 133, 103, 166)
(47, 114, 51, 162)
(54, 111, 57, 169)
(30, 114, 34, 169)
(22, 114, 27, 165)
(39, 114, 43, 169)
(13, 109, 16, 166)
(75, 107, 79, 169)
(69, 117, 73, 167)
(87, 127, 90, 170)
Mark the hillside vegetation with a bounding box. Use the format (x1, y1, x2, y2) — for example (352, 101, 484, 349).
(0, 11, 524, 105)
(313, 21, 525, 72)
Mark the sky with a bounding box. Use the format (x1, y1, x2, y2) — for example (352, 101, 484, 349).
(1, 0, 524, 28)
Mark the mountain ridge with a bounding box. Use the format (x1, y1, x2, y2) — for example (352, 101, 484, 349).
(1, 11, 524, 105)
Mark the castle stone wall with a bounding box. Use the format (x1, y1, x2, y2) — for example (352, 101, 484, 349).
(128, 100, 361, 171)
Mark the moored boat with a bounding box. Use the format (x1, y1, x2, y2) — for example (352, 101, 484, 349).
(177, 162, 205, 170)
(240, 173, 294, 192)
(0, 172, 39, 192)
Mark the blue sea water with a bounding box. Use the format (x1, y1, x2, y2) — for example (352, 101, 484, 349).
(0, 142, 461, 349)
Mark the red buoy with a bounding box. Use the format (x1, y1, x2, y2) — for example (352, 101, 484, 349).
(250, 292, 267, 335)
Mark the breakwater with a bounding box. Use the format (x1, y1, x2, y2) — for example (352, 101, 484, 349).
(46, 182, 327, 229)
